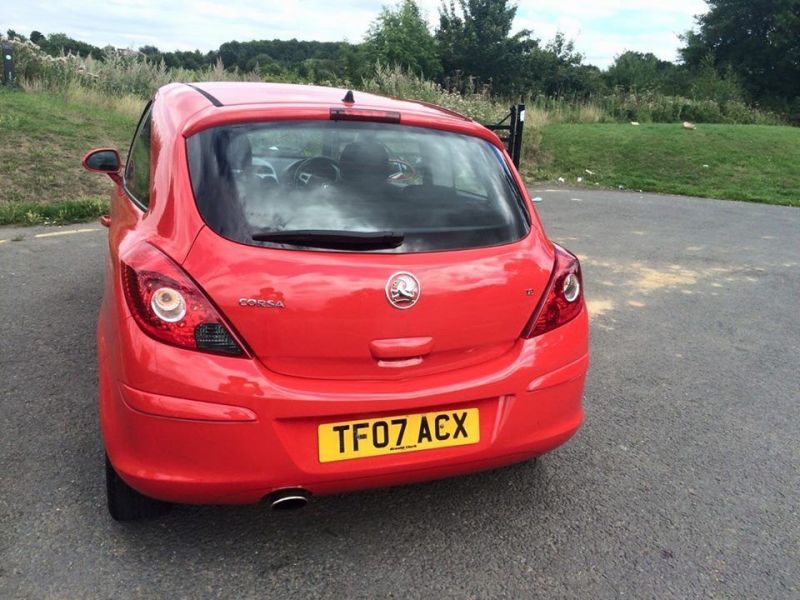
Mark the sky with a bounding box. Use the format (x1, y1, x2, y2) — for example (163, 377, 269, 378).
(4, 0, 709, 69)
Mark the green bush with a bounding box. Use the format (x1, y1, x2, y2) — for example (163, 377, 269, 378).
(362, 64, 507, 123)
(682, 99, 724, 123)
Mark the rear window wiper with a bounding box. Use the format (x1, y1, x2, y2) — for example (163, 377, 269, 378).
(252, 229, 405, 250)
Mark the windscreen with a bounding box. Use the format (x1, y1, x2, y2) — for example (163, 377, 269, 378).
(187, 120, 529, 253)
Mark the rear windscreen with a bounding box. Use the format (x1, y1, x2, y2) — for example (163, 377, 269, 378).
(186, 120, 530, 253)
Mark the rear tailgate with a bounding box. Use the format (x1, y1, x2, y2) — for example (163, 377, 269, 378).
(182, 227, 553, 380)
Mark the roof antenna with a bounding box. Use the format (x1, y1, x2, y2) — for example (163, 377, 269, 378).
(342, 90, 355, 104)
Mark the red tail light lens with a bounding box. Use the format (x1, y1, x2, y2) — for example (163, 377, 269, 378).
(121, 244, 245, 356)
(522, 244, 584, 338)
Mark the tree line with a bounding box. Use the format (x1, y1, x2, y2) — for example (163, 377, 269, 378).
(7, 0, 799, 114)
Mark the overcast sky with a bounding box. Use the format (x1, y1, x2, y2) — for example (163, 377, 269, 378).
(4, 0, 708, 69)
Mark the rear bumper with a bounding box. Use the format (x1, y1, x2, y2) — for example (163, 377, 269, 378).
(98, 308, 589, 504)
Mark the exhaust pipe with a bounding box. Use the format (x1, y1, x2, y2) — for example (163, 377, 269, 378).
(267, 489, 310, 511)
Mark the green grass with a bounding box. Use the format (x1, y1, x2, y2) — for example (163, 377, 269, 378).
(527, 123, 800, 207)
(0, 87, 137, 221)
(0, 197, 109, 226)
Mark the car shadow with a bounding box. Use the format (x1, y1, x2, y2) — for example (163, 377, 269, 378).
(95, 457, 565, 567)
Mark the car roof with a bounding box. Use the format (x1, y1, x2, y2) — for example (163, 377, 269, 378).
(179, 81, 470, 121)
(155, 82, 504, 148)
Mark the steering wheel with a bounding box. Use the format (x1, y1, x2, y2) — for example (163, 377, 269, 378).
(388, 158, 417, 182)
(292, 156, 340, 187)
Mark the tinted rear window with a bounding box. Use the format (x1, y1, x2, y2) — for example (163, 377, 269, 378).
(187, 121, 529, 253)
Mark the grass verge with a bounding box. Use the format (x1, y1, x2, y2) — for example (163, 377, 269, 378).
(528, 123, 800, 207)
(0, 197, 109, 226)
(0, 87, 136, 207)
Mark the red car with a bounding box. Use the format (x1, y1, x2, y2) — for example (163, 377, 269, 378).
(82, 82, 588, 520)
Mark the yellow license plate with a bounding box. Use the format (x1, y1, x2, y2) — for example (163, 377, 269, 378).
(318, 408, 480, 463)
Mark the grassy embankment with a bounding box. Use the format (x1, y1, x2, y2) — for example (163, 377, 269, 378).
(1, 87, 798, 226)
(529, 123, 800, 207)
(0, 88, 136, 225)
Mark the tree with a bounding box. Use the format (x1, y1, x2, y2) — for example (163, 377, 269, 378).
(138, 45, 163, 63)
(7, 29, 27, 41)
(680, 0, 800, 107)
(606, 52, 667, 92)
(436, 0, 536, 95)
(39, 33, 103, 59)
(536, 33, 592, 97)
(603, 51, 694, 96)
(687, 55, 746, 104)
(29, 30, 45, 44)
(162, 49, 214, 70)
(365, 0, 441, 79)
(339, 42, 371, 82)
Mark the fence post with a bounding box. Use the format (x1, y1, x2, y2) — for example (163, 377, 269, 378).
(512, 104, 525, 168)
(2, 43, 13, 86)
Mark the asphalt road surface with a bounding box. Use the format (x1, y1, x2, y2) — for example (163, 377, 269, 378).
(1, 189, 798, 599)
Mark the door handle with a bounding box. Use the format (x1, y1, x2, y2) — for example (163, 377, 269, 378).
(369, 337, 434, 360)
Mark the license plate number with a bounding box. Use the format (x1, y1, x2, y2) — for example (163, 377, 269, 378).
(318, 408, 480, 463)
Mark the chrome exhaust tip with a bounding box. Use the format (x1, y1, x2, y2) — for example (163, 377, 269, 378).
(267, 489, 310, 511)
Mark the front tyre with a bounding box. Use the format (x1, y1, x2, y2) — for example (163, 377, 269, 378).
(105, 455, 171, 521)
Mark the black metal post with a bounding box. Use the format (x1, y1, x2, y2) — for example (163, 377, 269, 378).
(512, 103, 525, 168)
(2, 43, 13, 86)
(508, 105, 519, 166)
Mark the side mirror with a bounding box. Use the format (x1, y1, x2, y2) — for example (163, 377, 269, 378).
(82, 148, 121, 182)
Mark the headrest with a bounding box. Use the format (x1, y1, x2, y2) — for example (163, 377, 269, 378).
(227, 135, 253, 171)
(339, 141, 390, 182)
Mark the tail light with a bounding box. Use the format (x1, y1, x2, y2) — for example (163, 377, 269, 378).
(522, 244, 584, 338)
(330, 107, 401, 123)
(121, 243, 245, 356)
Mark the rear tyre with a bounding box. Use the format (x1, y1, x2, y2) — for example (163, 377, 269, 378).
(105, 455, 171, 521)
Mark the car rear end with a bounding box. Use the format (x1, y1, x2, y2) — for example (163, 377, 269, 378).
(99, 85, 589, 506)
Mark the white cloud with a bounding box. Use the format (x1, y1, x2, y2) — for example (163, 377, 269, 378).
(516, 0, 706, 19)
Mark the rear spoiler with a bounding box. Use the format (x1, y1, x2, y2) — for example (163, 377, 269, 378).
(482, 104, 525, 168)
